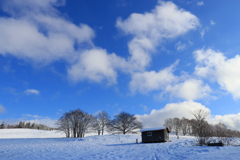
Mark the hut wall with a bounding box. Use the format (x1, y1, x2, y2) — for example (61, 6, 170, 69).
(142, 130, 165, 143)
(164, 130, 169, 142)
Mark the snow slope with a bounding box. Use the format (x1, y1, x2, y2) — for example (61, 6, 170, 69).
(1, 129, 240, 160)
(0, 129, 65, 138)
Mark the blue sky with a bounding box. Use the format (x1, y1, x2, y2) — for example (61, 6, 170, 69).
(1, 0, 240, 129)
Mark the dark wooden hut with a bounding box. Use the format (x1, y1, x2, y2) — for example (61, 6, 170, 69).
(140, 127, 170, 143)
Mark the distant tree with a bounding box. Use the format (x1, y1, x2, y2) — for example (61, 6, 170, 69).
(18, 121, 24, 128)
(0, 122, 5, 129)
(56, 113, 71, 138)
(93, 111, 110, 135)
(181, 117, 188, 136)
(173, 118, 181, 138)
(191, 109, 210, 145)
(163, 118, 173, 132)
(56, 109, 94, 138)
(108, 112, 142, 135)
(92, 117, 101, 135)
(214, 123, 227, 137)
(31, 123, 36, 129)
(25, 122, 31, 128)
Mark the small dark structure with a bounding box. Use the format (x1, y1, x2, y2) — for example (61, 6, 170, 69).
(140, 127, 170, 143)
(207, 142, 224, 147)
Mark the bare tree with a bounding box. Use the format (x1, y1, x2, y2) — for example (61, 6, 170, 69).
(191, 109, 210, 145)
(56, 109, 95, 138)
(181, 117, 188, 136)
(92, 117, 101, 135)
(214, 123, 227, 137)
(56, 113, 71, 138)
(108, 112, 142, 134)
(78, 111, 94, 138)
(0, 122, 5, 129)
(173, 118, 181, 138)
(93, 111, 110, 135)
(25, 122, 31, 128)
(163, 118, 173, 132)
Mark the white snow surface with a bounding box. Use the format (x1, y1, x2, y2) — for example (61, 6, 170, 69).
(0, 129, 65, 139)
(140, 127, 166, 132)
(1, 129, 240, 160)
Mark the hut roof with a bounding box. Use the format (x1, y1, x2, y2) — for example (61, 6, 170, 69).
(140, 127, 170, 133)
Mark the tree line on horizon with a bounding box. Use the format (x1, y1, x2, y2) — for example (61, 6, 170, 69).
(0, 121, 52, 130)
(164, 109, 240, 145)
(56, 109, 143, 138)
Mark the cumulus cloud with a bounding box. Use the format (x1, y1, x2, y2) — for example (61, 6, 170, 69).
(194, 49, 240, 99)
(67, 48, 129, 84)
(130, 60, 211, 101)
(165, 79, 211, 101)
(0, 0, 200, 86)
(136, 101, 210, 128)
(0, 0, 122, 85)
(209, 114, 240, 131)
(117, 0, 199, 70)
(136, 101, 240, 131)
(0, 104, 6, 113)
(0, 0, 94, 64)
(24, 89, 40, 95)
(130, 61, 178, 93)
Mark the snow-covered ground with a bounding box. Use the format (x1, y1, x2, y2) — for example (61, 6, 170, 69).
(1, 129, 240, 160)
(0, 129, 65, 139)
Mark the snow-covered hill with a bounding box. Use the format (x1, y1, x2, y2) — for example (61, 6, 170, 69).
(0, 129, 65, 139)
(1, 129, 240, 160)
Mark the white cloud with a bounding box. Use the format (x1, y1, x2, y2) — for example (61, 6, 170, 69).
(188, 40, 193, 45)
(0, 104, 6, 113)
(0, 0, 200, 86)
(130, 61, 211, 101)
(175, 41, 186, 51)
(140, 105, 149, 112)
(117, 0, 199, 70)
(194, 49, 240, 99)
(197, 1, 204, 6)
(24, 89, 40, 95)
(209, 114, 240, 131)
(200, 27, 209, 38)
(136, 101, 240, 131)
(210, 20, 215, 25)
(26, 118, 57, 128)
(165, 79, 211, 101)
(67, 48, 129, 84)
(0, 0, 94, 64)
(22, 114, 42, 119)
(130, 61, 178, 93)
(136, 101, 210, 128)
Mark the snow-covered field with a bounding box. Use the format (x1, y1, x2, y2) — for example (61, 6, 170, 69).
(1, 129, 240, 160)
(0, 129, 65, 139)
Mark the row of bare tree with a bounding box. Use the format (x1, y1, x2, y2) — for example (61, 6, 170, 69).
(164, 109, 240, 145)
(0, 121, 52, 130)
(56, 109, 142, 138)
